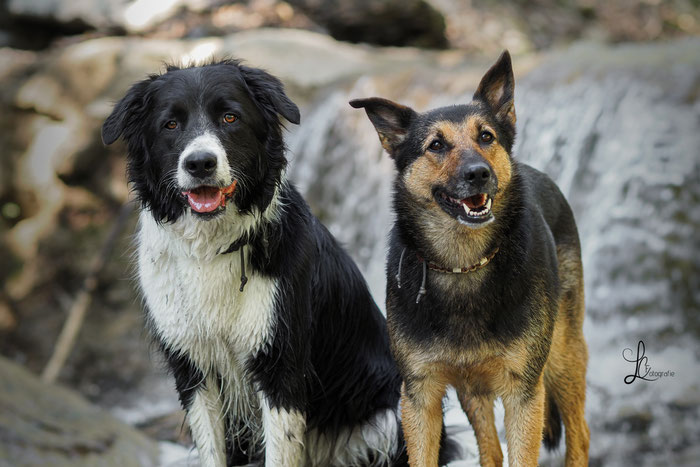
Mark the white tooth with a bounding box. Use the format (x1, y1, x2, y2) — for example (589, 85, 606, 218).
(463, 203, 471, 216)
(486, 198, 492, 209)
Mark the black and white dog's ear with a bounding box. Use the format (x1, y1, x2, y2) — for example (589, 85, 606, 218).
(102, 78, 153, 145)
(349, 97, 416, 157)
(473, 50, 516, 128)
(239, 65, 300, 125)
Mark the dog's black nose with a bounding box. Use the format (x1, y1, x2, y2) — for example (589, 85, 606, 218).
(462, 162, 492, 186)
(184, 152, 217, 178)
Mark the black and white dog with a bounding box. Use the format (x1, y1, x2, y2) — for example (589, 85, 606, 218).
(101, 60, 440, 466)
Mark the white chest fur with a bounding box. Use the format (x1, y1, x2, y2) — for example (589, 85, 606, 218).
(137, 210, 279, 416)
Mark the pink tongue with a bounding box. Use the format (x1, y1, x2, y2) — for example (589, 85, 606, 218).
(185, 187, 223, 213)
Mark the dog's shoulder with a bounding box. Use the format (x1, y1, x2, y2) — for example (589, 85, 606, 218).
(515, 162, 580, 249)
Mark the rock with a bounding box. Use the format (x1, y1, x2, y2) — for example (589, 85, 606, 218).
(136, 411, 190, 445)
(0, 300, 16, 331)
(4, 0, 448, 48)
(0, 356, 158, 466)
(0, 0, 227, 49)
(2, 0, 224, 33)
(5, 0, 128, 30)
(287, 0, 447, 48)
(604, 406, 653, 433)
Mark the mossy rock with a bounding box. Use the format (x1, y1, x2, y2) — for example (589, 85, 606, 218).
(0, 357, 158, 467)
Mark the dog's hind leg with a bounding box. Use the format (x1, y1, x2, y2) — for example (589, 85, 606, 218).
(543, 290, 589, 467)
(400, 377, 447, 467)
(458, 392, 503, 467)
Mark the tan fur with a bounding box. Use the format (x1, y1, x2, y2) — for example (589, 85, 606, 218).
(401, 378, 447, 467)
(502, 376, 545, 466)
(541, 246, 589, 466)
(393, 242, 589, 466)
(379, 133, 396, 153)
(397, 334, 546, 466)
(402, 116, 512, 269)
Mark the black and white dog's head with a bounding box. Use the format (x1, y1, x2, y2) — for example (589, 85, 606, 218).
(102, 60, 300, 223)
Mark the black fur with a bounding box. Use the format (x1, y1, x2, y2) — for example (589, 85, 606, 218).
(158, 342, 205, 409)
(543, 393, 563, 450)
(103, 60, 458, 466)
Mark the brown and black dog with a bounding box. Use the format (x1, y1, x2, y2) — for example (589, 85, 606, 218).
(351, 51, 589, 467)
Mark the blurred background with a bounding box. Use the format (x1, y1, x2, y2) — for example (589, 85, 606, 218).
(0, 0, 699, 466)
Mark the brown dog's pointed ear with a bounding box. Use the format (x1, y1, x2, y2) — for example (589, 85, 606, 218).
(349, 97, 415, 157)
(473, 50, 516, 128)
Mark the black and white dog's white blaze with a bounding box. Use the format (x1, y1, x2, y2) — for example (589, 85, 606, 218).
(102, 60, 418, 467)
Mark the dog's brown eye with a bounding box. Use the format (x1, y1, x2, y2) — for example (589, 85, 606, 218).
(223, 113, 237, 124)
(429, 140, 444, 151)
(480, 131, 494, 143)
(165, 120, 178, 130)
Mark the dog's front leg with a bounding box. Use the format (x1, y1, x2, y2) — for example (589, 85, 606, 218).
(260, 393, 306, 466)
(502, 376, 545, 467)
(401, 377, 447, 467)
(188, 375, 227, 467)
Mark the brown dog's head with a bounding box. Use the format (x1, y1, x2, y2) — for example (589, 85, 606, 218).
(351, 51, 516, 231)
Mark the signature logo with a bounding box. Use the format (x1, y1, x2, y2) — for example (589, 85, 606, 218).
(623, 340, 676, 385)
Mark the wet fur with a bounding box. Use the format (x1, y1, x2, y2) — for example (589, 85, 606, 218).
(103, 60, 448, 466)
(352, 51, 589, 467)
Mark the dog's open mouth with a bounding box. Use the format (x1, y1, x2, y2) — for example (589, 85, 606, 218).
(182, 180, 237, 214)
(435, 189, 494, 227)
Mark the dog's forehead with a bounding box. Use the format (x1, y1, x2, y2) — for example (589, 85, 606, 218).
(424, 103, 485, 125)
(421, 103, 493, 137)
(155, 65, 250, 103)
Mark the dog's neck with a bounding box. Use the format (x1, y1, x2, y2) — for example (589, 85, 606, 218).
(396, 204, 498, 271)
(420, 215, 497, 269)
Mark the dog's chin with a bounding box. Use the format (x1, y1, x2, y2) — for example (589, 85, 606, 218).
(190, 206, 227, 220)
(433, 188, 495, 229)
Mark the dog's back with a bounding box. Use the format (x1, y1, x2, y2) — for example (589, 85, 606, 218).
(520, 163, 581, 254)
